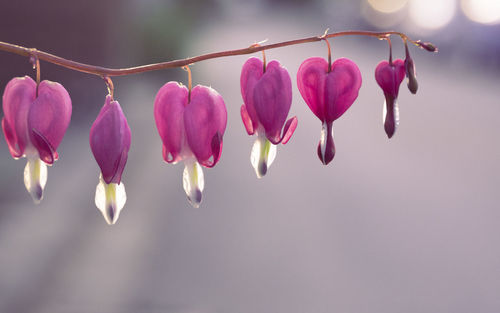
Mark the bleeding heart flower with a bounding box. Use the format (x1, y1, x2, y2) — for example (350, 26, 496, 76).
(297, 57, 362, 165)
(240, 57, 297, 178)
(375, 59, 405, 138)
(2, 76, 72, 202)
(89, 95, 131, 225)
(154, 82, 227, 208)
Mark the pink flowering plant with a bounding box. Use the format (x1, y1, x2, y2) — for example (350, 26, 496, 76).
(89, 79, 131, 225)
(0, 30, 436, 225)
(154, 67, 227, 208)
(240, 54, 297, 178)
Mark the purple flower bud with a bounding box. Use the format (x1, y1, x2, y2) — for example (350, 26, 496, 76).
(89, 95, 131, 225)
(2, 76, 72, 202)
(154, 82, 227, 207)
(375, 59, 405, 138)
(240, 57, 297, 177)
(405, 44, 418, 94)
(297, 57, 362, 165)
(417, 41, 438, 52)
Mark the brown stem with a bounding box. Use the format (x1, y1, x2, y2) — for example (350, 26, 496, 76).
(262, 50, 267, 73)
(387, 36, 393, 65)
(183, 66, 192, 101)
(35, 56, 40, 87)
(0, 31, 435, 78)
(324, 39, 332, 72)
(103, 76, 114, 100)
(320, 29, 332, 72)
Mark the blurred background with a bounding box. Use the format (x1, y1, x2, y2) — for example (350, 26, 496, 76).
(0, 0, 499, 312)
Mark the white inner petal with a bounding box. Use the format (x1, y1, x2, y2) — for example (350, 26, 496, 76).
(95, 174, 126, 225)
(382, 100, 400, 127)
(23, 156, 47, 204)
(250, 133, 277, 179)
(183, 160, 204, 208)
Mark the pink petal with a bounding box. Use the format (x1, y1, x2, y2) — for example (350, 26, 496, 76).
(297, 57, 362, 123)
(154, 81, 188, 163)
(203, 131, 223, 168)
(2, 76, 37, 158)
(252, 60, 293, 144)
(375, 59, 406, 98)
(89, 96, 131, 184)
(280, 116, 298, 145)
(240, 57, 263, 132)
(240, 105, 254, 135)
(30, 129, 56, 164)
(297, 57, 327, 121)
(28, 80, 72, 164)
(184, 85, 227, 167)
(324, 58, 362, 122)
(2, 117, 22, 158)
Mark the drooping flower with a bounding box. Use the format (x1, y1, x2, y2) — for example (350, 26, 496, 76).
(89, 95, 131, 225)
(2, 76, 72, 202)
(240, 57, 297, 178)
(297, 57, 362, 165)
(375, 59, 405, 138)
(154, 81, 227, 208)
(404, 42, 418, 94)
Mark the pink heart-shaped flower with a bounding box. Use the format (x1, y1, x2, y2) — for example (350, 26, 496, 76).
(2, 76, 71, 163)
(375, 59, 405, 138)
(297, 57, 362, 165)
(297, 57, 361, 123)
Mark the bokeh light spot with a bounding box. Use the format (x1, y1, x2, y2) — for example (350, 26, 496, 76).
(461, 0, 500, 24)
(409, 0, 456, 29)
(367, 0, 409, 13)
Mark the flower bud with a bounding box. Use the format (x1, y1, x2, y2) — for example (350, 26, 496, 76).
(404, 43, 419, 94)
(89, 95, 131, 225)
(417, 41, 438, 52)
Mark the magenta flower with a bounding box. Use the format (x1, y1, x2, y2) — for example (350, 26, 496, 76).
(297, 57, 362, 165)
(375, 59, 405, 138)
(2, 76, 71, 202)
(240, 57, 297, 178)
(154, 82, 227, 207)
(89, 95, 131, 225)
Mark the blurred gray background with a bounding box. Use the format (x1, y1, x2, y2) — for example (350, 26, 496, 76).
(1, 0, 500, 312)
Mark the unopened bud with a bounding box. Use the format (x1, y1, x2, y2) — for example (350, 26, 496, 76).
(417, 41, 437, 52)
(405, 56, 418, 94)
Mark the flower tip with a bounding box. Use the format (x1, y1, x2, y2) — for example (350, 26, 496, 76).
(417, 41, 438, 52)
(24, 158, 47, 204)
(385, 126, 396, 139)
(407, 77, 418, 94)
(103, 204, 118, 225)
(95, 176, 126, 225)
(183, 161, 205, 208)
(317, 142, 335, 165)
(257, 160, 268, 178)
(30, 184, 44, 204)
(250, 135, 276, 178)
(317, 122, 335, 165)
(187, 188, 203, 208)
